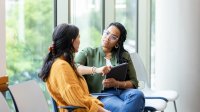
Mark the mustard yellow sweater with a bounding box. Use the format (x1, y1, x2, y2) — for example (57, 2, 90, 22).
(46, 58, 103, 112)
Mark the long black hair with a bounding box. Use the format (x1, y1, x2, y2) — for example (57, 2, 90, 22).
(108, 22, 128, 64)
(38, 23, 79, 81)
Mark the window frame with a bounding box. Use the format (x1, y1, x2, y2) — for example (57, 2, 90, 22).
(0, 0, 6, 76)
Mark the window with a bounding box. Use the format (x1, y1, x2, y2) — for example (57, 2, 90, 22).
(115, 0, 138, 53)
(6, 0, 53, 110)
(71, 0, 103, 49)
(5, 0, 140, 110)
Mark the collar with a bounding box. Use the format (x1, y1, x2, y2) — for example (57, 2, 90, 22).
(98, 46, 117, 60)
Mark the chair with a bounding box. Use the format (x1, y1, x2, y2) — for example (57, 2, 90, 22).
(131, 52, 179, 112)
(51, 97, 85, 112)
(144, 98, 167, 112)
(51, 92, 112, 112)
(0, 92, 10, 112)
(8, 80, 50, 112)
(8, 80, 82, 112)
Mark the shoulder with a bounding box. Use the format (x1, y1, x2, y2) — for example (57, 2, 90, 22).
(78, 47, 100, 56)
(52, 58, 72, 70)
(49, 58, 76, 82)
(81, 47, 99, 53)
(122, 51, 131, 60)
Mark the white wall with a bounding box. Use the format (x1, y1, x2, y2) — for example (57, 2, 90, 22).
(138, 0, 151, 78)
(155, 0, 200, 111)
(0, 0, 6, 76)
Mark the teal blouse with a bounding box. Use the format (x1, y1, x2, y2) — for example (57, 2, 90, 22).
(75, 46, 138, 93)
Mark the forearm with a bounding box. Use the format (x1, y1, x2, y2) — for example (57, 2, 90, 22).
(77, 65, 95, 76)
(77, 64, 111, 76)
(116, 80, 134, 89)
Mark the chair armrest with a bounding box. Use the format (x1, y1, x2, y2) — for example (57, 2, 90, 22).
(91, 93, 113, 97)
(58, 106, 85, 111)
(145, 96, 168, 102)
(51, 97, 85, 112)
(91, 93, 113, 99)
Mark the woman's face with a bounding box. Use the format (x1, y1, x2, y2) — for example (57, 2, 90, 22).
(72, 34, 80, 52)
(101, 25, 120, 49)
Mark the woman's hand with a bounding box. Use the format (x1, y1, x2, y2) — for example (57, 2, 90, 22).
(96, 66, 111, 75)
(102, 78, 118, 88)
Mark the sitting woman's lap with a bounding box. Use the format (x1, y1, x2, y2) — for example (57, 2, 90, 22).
(100, 88, 145, 112)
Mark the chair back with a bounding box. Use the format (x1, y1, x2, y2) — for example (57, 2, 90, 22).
(8, 80, 50, 112)
(0, 92, 10, 112)
(51, 97, 59, 112)
(130, 53, 151, 89)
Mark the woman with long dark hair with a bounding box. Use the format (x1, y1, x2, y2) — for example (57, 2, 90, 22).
(75, 22, 145, 112)
(39, 23, 109, 112)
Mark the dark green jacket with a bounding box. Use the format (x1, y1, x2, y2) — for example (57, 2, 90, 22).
(75, 46, 138, 93)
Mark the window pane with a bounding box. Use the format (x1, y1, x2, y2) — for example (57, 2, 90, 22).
(115, 0, 138, 53)
(6, 0, 53, 110)
(71, 0, 102, 49)
(150, 0, 156, 89)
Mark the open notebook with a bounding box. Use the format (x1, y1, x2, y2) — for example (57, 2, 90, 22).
(106, 63, 128, 81)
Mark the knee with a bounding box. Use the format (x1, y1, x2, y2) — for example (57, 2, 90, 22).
(125, 89, 144, 102)
(124, 90, 145, 112)
(133, 90, 144, 99)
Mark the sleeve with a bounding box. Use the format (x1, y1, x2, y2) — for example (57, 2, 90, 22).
(52, 62, 103, 112)
(124, 52, 139, 88)
(75, 48, 89, 65)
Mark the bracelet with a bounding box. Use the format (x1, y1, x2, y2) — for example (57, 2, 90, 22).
(91, 66, 97, 75)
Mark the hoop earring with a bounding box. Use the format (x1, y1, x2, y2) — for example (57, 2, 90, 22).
(115, 44, 119, 48)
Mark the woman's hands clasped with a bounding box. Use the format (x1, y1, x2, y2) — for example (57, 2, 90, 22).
(102, 78, 118, 88)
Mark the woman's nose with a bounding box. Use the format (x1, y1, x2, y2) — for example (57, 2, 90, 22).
(104, 35, 111, 41)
